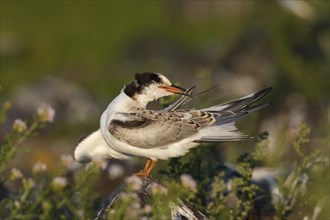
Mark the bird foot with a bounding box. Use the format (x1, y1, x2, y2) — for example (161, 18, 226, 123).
(132, 170, 151, 178)
(132, 159, 157, 178)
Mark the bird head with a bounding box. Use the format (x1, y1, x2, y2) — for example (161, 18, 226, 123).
(124, 72, 188, 106)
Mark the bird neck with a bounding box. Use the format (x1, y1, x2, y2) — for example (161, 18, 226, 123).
(111, 91, 146, 112)
(100, 91, 144, 138)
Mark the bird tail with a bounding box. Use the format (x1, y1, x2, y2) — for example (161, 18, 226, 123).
(195, 122, 250, 142)
(196, 87, 272, 142)
(203, 87, 272, 125)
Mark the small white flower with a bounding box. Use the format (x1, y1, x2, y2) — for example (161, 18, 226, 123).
(12, 119, 27, 133)
(126, 176, 143, 192)
(14, 200, 21, 208)
(32, 161, 47, 174)
(93, 158, 108, 170)
(52, 176, 68, 190)
(22, 177, 36, 189)
(37, 103, 55, 122)
(151, 182, 168, 195)
(180, 174, 197, 192)
(9, 168, 23, 180)
(60, 154, 81, 171)
(108, 164, 124, 179)
(61, 154, 74, 167)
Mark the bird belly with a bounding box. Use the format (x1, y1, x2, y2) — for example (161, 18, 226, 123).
(104, 133, 199, 160)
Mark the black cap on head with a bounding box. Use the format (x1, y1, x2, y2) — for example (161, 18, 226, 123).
(134, 72, 162, 85)
(124, 72, 163, 97)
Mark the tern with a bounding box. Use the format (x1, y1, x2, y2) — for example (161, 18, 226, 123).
(74, 72, 271, 177)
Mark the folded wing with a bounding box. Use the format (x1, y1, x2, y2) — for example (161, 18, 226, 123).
(108, 110, 214, 148)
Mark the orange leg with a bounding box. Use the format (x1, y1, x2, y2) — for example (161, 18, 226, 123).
(142, 159, 151, 173)
(133, 159, 157, 178)
(144, 160, 157, 177)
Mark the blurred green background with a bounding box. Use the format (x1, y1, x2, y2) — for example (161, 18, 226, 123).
(1, 0, 329, 194)
(1, 1, 329, 219)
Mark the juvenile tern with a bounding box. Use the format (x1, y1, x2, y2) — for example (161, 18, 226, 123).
(74, 72, 271, 177)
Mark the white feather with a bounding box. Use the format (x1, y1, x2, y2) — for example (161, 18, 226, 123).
(198, 123, 248, 141)
(74, 129, 130, 162)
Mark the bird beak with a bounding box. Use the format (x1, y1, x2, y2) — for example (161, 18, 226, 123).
(158, 84, 191, 96)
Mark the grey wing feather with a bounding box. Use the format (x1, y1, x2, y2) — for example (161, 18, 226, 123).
(204, 87, 272, 112)
(190, 88, 272, 143)
(108, 110, 204, 148)
(204, 87, 272, 125)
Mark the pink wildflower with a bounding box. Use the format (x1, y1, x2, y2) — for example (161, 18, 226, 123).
(51, 176, 68, 190)
(12, 119, 27, 133)
(180, 174, 197, 192)
(9, 168, 23, 180)
(32, 161, 47, 174)
(37, 103, 55, 122)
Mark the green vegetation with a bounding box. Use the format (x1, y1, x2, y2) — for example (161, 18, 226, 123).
(0, 103, 328, 219)
(1, 1, 329, 219)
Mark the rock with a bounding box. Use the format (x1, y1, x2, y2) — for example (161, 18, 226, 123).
(95, 176, 207, 220)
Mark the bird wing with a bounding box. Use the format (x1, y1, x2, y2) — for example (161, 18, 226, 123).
(108, 109, 215, 148)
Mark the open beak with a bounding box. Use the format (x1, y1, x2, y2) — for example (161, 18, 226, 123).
(158, 84, 191, 96)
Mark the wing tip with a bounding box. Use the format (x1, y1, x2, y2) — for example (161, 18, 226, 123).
(253, 87, 272, 101)
(194, 135, 252, 143)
